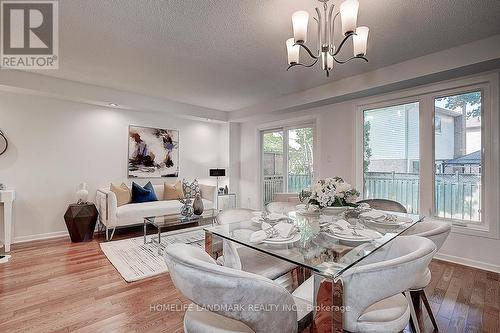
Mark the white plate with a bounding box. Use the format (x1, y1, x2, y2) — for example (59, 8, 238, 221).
(328, 229, 382, 242)
(263, 233, 301, 244)
(359, 210, 386, 220)
(366, 216, 413, 227)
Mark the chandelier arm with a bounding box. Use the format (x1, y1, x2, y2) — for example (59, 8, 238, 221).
(315, 7, 322, 56)
(331, 31, 354, 57)
(294, 43, 320, 59)
(333, 55, 368, 64)
(327, 4, 335, 51)
(286, 58, 319, 71)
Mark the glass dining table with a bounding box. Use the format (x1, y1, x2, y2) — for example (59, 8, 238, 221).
(204, 209, 423, 333)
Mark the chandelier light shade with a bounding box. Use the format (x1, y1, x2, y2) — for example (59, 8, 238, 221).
(339, 0, 359, 36)
(285, 0, 369, 77)
(286, 38, 300, 64)
(353, 26, 369, 56)
(292, 11, 309, 43)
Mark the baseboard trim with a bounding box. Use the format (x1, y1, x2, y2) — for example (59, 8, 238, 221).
(13, 230, 69, 244)
(435, 252, 500, 273)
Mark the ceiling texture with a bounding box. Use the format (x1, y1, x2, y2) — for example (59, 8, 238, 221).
(35, 0, 500, 112)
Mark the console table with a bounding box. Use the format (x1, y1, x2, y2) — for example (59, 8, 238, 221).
(0, 189, 15, 252)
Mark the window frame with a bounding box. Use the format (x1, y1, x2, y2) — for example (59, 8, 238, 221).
(355, 72, 499, 239)
(259, 122, 316, 208)
(359, 99, 421, 214)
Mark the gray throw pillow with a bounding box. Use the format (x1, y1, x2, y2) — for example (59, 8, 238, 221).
(182, 179, 201, 199)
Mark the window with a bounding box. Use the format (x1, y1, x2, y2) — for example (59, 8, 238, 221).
(363, 102, 420, 214)
(262, 126, 314, 205)
(358, 75, 498, 235)
(434, 91, 482, 223)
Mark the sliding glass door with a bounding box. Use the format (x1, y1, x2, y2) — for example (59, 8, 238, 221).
(261, 125, 314, 206)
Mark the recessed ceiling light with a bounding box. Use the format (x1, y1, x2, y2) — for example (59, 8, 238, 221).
(108, 103, 119, 107)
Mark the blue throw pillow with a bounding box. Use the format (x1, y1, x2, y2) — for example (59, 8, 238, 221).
(131, 182, 158, 203)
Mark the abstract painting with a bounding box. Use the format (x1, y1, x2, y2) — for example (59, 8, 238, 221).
(128, 125, 179, 178)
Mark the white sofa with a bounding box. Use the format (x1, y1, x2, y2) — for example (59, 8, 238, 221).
(96, 183, 217, 240)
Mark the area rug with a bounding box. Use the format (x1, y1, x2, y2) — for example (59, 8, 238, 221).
(100, 226, 206, 282)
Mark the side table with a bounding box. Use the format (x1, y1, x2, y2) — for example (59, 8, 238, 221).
(64, 203, 98, 242)
(217, 193, 236, 211)
(0, 189, 15, 252)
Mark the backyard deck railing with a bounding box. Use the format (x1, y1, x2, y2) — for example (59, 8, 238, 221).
(263, 174, 312, 204)
(364, 172, 481, 222)
(263, 172, 481, 222)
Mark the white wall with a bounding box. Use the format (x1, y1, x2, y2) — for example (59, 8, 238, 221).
(0, 90, 229, 242)
(238, 101, 356, 209)
(237, 72, 500, 273)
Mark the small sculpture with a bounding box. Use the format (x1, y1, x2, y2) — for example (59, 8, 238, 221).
(179, 198, 194, 219)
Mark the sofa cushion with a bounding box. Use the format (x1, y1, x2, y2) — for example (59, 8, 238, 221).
(110, 183, 131, 207)
(132, 181, 158, 203)
(164, 181, 185, 200)
(117, 200, 183, 219)
(116, 199, 215, 220)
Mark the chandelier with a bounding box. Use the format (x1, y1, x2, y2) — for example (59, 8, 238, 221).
(286, 0, 369, 77)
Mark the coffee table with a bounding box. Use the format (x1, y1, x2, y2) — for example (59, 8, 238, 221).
(144, 209, 216, 254)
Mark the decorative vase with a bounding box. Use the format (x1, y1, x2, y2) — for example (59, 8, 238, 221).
(193, 195, 204, 215)
(76, 182, 89, 204)
(224, 185, 229, 195)
(321, 206, 348, 216)
(180, 200, 194, 219)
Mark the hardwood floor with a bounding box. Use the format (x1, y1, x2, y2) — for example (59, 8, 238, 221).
(1, 231, 498, 333)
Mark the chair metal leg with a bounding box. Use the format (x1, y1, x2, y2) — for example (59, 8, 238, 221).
(405, 291, 421, 333)
(421, 290, 439, 331)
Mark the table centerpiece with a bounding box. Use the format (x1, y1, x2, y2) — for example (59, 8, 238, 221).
(299, 177, 360, 215)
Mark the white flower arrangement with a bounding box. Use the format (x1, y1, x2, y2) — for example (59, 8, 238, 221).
(300, 177, 360, 209)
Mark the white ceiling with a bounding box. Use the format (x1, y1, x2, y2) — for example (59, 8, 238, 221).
(35, 0, 500, 111)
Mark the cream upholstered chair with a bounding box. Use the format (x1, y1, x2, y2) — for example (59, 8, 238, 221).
(356, 199, 408, 213)
(402, 220, 451, 332)
(293, 236, 436, 333)
(216, 209, 297, 280)
(164, 243, 312, 333)
(266, 201, 297, 214)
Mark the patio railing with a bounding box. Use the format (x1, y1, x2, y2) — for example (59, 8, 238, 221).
(364, 172, 481, 221)
(263, 174, 312, 204)
(263, 172, 481, 222)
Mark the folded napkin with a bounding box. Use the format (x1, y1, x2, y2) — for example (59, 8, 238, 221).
(332, 219, 350, 230)
(360, 210, 386, 220)
(250, 222, 296, 243)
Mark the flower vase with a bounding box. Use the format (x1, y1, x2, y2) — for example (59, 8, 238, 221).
(193, 195, 204, 215)
(322, 206, 348, 216)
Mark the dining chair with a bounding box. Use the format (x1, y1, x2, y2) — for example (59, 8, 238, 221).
(356, 198, 408, 213)
(402, 219, 451, 332)
(293, 235, 436, 333)
(164, 243, 312, 333)
(266, 201, 297, 214)
(216, 208, 297, 280)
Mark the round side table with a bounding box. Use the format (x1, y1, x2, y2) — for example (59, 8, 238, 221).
(64, 203, 98, 242)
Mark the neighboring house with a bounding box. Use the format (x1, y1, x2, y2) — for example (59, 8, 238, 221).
(441, 150, 481, 174)
(366, 104, 481, 174)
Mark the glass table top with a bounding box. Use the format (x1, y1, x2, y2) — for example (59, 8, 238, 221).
(145, 209, 216, 228)
(204, 210, 423, 279)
